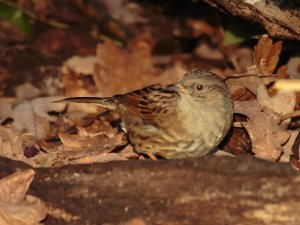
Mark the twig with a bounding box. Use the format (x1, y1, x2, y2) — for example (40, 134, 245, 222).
(222, 65, 278, 80)
(224, 72, 278, 80)
(281, 111, 300, 122)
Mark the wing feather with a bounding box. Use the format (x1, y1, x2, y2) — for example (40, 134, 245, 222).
(115, 86, 178, 126)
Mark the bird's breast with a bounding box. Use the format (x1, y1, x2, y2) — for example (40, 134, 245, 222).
(175, 95, 233, 150)
(123, 94, 233, 158)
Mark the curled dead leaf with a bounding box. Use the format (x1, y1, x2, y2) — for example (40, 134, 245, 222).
(253, 35, 283, 75)
(227, 36, 286, 96)
(0, 169, 47, 225)
(55, 119, 129, 165)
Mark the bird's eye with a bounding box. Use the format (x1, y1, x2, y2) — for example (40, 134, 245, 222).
(195, 84, 204, 91)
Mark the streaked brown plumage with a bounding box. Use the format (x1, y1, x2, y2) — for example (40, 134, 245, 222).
(55, 70, 233, 159)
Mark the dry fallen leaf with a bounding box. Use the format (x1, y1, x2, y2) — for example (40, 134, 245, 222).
(101, 0, 147, 25)
(62, 55, 97, 75)
(227, 36, 286, 95)
(253, 35, 283, 75)
(0, 126, 58, 167)
(234, 100, 290, 160)
(11, 97, 65, 139)
(118, 144, 139, 159)
(14, 83, 41, 100)
(0, 169, 47, 225)
(51, 119, 129, 165)
(0, 126, 74, 168)
(256, 83, 296, 161)
(238, 75, 276, 95)
(60, 41, 185, 113)
(93, 40, 181, 96)
(0, 126, 36, 164)
(59, 132, 126, 151)
(59, 120, 127, 150)
(256, 83, 296, 127)
(61, 56, 100, 112)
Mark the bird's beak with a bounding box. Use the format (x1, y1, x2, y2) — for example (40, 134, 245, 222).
(162, 84, 183, 93)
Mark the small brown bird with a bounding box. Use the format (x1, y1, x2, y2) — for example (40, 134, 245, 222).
(56, 70, 233, 159)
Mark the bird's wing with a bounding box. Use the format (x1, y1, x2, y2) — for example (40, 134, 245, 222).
(115, 86, 179, 126)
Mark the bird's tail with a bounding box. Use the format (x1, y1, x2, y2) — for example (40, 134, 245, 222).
(54, 97, 118, 110)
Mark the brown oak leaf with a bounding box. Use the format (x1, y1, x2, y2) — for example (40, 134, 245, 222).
(234, 100, 290, 160)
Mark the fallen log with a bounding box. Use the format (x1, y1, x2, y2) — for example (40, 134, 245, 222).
(0, 155, 299, 225)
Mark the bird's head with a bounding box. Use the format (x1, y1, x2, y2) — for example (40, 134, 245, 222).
(172, 70, 231, 101)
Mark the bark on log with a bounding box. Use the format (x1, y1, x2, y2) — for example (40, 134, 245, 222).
(201, 0, 300, 41)
(0, 155, 300, 225)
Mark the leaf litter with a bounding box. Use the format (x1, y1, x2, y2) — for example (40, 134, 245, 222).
(228, 36, 298, 162)
(0, 0, 299, 171)
(1, 3, 299, 225)
(1, 33, 300, 168)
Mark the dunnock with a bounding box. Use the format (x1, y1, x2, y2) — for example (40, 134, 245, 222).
(56, 70, 233, 158)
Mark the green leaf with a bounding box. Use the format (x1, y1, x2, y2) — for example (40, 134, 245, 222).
(0, 3, 32, 35)
(224, 29, 245, 46)
(224, 16, 260, 46)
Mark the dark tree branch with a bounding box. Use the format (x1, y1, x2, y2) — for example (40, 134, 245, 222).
(201, 0, 300, 41)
